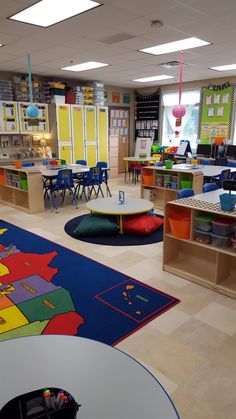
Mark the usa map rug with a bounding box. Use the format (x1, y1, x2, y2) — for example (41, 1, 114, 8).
(0, 220, 179, 346)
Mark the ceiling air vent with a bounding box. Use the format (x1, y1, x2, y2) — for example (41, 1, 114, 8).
(160, 60, 187, 69)
(100, 33, 135, 44)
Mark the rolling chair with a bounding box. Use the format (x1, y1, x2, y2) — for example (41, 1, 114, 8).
(177, 189, 195, 199)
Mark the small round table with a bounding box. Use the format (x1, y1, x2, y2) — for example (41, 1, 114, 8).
(86, 197, 153, 233)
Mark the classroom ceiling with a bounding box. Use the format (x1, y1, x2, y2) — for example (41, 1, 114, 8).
(0, 0, 236, 87)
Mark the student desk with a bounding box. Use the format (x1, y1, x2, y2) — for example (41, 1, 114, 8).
(173, 163, 236, 177)
(0, 335, 180, 419)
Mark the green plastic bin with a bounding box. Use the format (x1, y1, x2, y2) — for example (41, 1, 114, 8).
(20, 179, 28, 191)
(180, 179, 193, 188)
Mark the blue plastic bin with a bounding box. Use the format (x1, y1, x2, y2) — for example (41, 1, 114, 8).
(220, 193, 236, 212)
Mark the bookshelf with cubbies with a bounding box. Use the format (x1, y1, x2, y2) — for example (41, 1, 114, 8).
(163, 199, 236, 299)
(0, 166, 44, 213)
(141, 166, 203, 210)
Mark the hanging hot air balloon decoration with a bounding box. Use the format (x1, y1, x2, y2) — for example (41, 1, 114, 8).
(26, 54, 39, 118)
(172, 51, 186, 122)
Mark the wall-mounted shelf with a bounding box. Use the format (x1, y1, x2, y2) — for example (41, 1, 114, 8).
(163, 198, 236, 299)
(0, 165, 44, 213)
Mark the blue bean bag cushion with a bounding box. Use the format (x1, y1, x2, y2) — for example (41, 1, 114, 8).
(73, 214, 120, 236)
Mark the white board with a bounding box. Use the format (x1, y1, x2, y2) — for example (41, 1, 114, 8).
(135, 137, 153, 157)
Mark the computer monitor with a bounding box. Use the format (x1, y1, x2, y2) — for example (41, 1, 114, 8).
(196, 144, 212, 157)
(225, 145, 236, 159)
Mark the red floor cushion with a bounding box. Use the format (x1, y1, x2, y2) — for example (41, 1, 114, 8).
(123, 214, 163, 235)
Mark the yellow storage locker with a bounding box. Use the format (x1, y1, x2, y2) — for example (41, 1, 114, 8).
(84, 106, 97, 167)
(71, 105, 85, 162)
(97, 106, 108, 163)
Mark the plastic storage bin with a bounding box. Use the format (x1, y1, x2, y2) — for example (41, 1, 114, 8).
(195, 228, 212, 244)
(142, 172, 153, 186)
(180, 179, 193, 188)
(220, 193, 236, 212)
(168, 212, 191, 239)
(211, 233, 232, 248)
(212, 218, 236, 236)
(195, 214, 214, 232)
(0, 387, 80, 419)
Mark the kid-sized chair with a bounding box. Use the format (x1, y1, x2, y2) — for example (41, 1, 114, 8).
(203, 183, 218, 193)
(75, 166, 104, 201)
(49, 169, 77, 211)
(177, 189, 195, 199)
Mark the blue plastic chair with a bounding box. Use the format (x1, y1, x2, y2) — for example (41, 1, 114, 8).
(49, 169, 77, 211)
(201, 159, 212, 165)
(208, 169, 231, 188)
(203, 183, 218, 193)
(215, 157, 228, 166)
(227, 161, 236, 167)
(75, 167, 104, 201)
(96, 161, 112, 197)
(177, 188, 195, 199)
(22, 162, 34, 167)
(76, 160, 87, 166)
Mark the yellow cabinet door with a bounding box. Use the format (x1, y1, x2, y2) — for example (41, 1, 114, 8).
(84, 106, 97, 167)
(71, 105, 85, 163)
(18, 102, 49, 134)
(0, 101, 19, 134)
(59, 145, 72, 164)
(56, 104, 71, 143)
(97, 106, 108, 163)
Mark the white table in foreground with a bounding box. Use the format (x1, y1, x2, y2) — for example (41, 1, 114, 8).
(86, 197, 153, 233)
(0, 335, 179, 419)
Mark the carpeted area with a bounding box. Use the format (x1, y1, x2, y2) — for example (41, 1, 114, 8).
(64, 214, 164, 246)
(0, 219, 179, 346)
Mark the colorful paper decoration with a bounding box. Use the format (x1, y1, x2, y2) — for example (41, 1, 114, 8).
(172, 51, 186, 119)
(26, 55, 39, 119)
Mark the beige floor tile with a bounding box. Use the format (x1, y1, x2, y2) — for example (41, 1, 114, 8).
(149, 307, 191, 335)
(136, 359, 178, 395)
(194, 302, 236, 336)
(28, 227, 61, 240)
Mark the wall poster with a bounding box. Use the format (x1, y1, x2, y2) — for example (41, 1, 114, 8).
(199, 82, 234, 143)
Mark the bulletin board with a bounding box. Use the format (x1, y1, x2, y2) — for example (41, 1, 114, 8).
(199, 83, 234, 143)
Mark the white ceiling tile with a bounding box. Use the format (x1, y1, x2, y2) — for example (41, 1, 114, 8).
(109, 0, 180, 16)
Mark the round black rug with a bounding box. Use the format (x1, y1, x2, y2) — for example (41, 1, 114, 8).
(64, 214, 163, 246)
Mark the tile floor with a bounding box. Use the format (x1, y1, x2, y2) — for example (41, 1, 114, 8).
(2, 175, 236, 419)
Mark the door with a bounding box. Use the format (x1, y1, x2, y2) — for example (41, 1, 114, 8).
(84, 106, 97, 167)
(97, 106, 108, 163)
(71, 105, 85, 162)
(56, 104, 72, 164)
(109, 107, 129, 173)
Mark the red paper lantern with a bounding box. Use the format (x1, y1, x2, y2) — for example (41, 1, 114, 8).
(172, 104, 186, 118)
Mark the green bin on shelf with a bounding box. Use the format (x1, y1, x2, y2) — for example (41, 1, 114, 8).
(180, 179, 192, 188)
(20, 179, 28, 191)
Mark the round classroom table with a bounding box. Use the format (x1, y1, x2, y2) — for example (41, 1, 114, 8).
(86, 197, 153, 233)
(0, 335, 180, 419)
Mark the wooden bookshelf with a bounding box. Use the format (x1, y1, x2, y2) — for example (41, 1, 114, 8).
(0, 165, 44, 214)
(163, 198, 236, 299)
(141, 166, 203, 210)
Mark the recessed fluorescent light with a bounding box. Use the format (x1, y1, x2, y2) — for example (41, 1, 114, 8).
(61, 61, 109, 72)
(133, 75, 174, 82)
(9, 0, 101, 27)
(210, 64, 236, 71)
(140, 37, 210, 55)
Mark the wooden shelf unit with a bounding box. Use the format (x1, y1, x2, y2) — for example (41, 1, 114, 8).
(141, 166, 203, 210)
(0, 165, 44, 214)
(163, 199, 236, 299)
